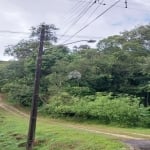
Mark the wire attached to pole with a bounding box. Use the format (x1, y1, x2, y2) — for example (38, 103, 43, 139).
(62, 0, 121, 44)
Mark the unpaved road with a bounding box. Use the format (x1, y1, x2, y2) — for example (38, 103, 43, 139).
(0, 95, 150, 150)
(123, 140, 150, 150)
(0, 96, 28, 117)
(64, 125, 150, 150)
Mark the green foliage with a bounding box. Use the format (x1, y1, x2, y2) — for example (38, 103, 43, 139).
(1, 24, 150, 127)
(4, 40, 38, 59)
(1, 82, 33, 106)
(138, 107, 150, 127)
(31, 23, 58, 42)
(65, 86, 94, 97)
(40, 93, 150, 127)
(40, 92, 76, 116)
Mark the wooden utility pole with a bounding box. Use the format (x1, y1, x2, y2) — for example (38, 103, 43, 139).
(26, 25, 45, 150)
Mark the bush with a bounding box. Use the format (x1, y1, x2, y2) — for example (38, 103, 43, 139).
(1, 82, 43, 106)
(84, 96, 140, 126)
(41, 92, 150, 127)
(139, 107, 150, 127)
(40, 92, 78, 117)
(65, 86, 95, 97)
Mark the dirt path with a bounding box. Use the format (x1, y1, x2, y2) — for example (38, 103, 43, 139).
(0, 95, 28, 117)
(63, 125, 150, 150)
(123, 140, 150, 150)
(0, 95, 150, 150)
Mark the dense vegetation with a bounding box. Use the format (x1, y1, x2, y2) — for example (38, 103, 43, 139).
(0, 24, 150, 127)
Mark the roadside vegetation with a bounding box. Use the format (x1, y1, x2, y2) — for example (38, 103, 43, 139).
(40, 92, 150, 127)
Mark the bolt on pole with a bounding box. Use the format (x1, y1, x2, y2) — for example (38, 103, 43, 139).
(26, 25, 45, 150)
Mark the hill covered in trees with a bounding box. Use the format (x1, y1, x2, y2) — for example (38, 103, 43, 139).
(0, 24, 150, 127)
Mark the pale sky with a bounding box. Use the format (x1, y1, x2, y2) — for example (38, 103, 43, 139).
(0, 0, 150, 60)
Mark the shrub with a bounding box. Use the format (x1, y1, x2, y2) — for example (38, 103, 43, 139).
(85, 97, 140, 126)
(139, 107, 150, 127)
(41, 92, 150, 127)
(2, 83, 34, 106)
(65, 86, 94, 97)
(40, 92, 78, 117)
(2, 82, 45, 107)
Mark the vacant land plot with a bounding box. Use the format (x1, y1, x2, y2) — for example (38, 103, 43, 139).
(0, 109, 127, 150)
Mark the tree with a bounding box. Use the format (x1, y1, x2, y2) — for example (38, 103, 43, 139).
(3, 23, 58, 106)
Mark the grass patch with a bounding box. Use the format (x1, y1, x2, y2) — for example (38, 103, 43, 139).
(40, 116, 150, 137)
(0, 109, 127, 150)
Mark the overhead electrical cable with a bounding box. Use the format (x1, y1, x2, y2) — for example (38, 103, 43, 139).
(60, 1, 94, 38)
(83, 0, 105, 25)
(0, 30, 30, 34)
(62, 1, 87, 26)
(67, 1, 82, 13)
(59, 1, 92, 35)
(76, 0, 150, 12)
(59, 0, 97, 40)
(62, 0, 121, 44)
(0, 30, 102, 40)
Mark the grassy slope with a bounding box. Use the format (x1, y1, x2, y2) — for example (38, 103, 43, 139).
(0, 109, 127, 150)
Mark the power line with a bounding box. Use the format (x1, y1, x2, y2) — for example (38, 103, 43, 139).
(0, 30, 30, 34)
(57, 34, 102, 39)
(76, 0, 150, 12)
(82, 0, 104, 26)
(60, 1, 91, 31)
(61, 0, 108, 33)
(67, 0, 82, 13)
(61, 1, 87, 27)
(62, 0, 121, 44)
(104, 3, 150, 12)
(59, 0, 97, 40)
(60, 1, 94, 39)
(77, 0, 125, 5)
(0, 30, 102, 39)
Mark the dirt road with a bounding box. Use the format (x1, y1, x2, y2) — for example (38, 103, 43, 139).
(0, 95, 28, 117)
(123, 140, 150, 150)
